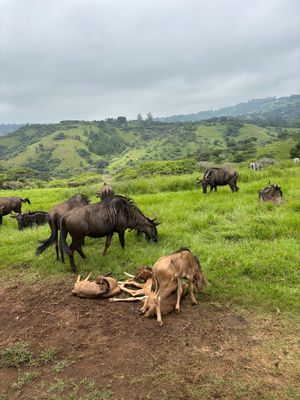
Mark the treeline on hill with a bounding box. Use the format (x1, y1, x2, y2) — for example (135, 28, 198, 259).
(0, 113, 299, 186)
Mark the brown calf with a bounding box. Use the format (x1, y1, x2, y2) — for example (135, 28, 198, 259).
(72, 273, 121, 299)
(152, 247, 206, 326)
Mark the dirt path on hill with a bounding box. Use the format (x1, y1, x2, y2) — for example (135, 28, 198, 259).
(0, 280, 299, 400)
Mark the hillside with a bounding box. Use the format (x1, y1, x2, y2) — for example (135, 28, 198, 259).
(0, 118, 299, 180)
(158, 95, 300, 126)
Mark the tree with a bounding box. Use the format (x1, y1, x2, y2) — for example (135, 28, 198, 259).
(290, 142, 300, 158)
(136, 113, 143, 122)
(146, 112, 153, 122)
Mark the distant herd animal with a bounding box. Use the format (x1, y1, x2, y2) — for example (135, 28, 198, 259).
(0, 166, 293, 325)
(197, 167, 239, 193)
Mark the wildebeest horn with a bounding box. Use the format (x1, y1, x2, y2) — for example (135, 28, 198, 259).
(76, 275, 81, 283)
(104, 271, 112, 277)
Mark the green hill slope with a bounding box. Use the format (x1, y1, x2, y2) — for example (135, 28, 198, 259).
(0, 118, 299, 179)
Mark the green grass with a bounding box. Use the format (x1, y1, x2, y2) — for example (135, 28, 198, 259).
(0, 341, 33, 368)
(0, 165, 299, 314)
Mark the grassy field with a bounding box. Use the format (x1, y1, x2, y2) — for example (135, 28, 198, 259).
(1, 163, 299, 315)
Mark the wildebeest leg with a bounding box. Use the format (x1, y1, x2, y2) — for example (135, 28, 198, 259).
(188, 280, 197, 305)
(118, 231, 125, 249)
(102, 234, 113, 256)
(229, 180, 237, 192)
(0, 215, 2, 225)
(175, 278, 183, 313)
(76, 239, 86, 259)
(155, 283, 179, 325)
(69, 240, 81, 273)
(119, 286, 145, 297)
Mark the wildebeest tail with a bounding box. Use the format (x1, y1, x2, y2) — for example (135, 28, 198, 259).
(35, 223, 57, 256)
(59, 217, 71, 256)
(21, 198, 31, 204)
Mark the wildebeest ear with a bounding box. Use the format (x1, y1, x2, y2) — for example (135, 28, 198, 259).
(104, 271, 112, 277)
(154, 221, 160, 226)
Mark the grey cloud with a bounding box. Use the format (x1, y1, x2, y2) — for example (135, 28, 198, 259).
(1, 0, 300, 122)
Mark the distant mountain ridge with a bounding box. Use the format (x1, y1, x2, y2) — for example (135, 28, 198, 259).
(157, 95, 300, 125)
(0, 123, 25, 136)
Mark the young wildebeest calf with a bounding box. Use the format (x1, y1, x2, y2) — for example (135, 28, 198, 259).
(10, 211, 49, 230)
(110, 266, 186, 318)
(0, 196, 31, 225)
(72, 273, 121, 298)
(152, 247, 206, 326)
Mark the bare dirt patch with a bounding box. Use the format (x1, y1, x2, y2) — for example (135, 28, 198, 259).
(0, 280, 299, 399)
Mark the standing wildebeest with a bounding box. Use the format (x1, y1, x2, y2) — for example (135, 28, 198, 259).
(258, 183, 284, 204)
(10, 211, 49, 230)
(97, 183, 114, 200)
(36, 194, 89, 261)
(0, 196, 31, 225)
(197, 167, 239, 193)
(59, 195, 159, 272)
(293, 157, 299, 164)
(249, 162, 263, 171)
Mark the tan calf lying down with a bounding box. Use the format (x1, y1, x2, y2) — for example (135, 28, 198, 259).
(152, 247, 206, 325)
(72, 273, 121, 299)
(110, 266, 186, 318)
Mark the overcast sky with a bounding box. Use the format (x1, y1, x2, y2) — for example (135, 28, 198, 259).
(1, 0, 299, 123)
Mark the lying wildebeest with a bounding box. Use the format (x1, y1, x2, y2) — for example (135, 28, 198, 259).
(36, 194, 90, 261)
(113, 266, 186, 319)
(10, 211, 49, 230)
(0, 196, 31, 225)
(258, 183, 284, 205)
(152, 247, 206, 326)
(97, 182, 114, 200)
(72, 272, 121, 298)
(59, 195, 159, 272)
(197, 167, 239, 193)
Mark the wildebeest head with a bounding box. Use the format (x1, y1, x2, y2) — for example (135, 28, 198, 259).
(143, 218, 159, 242)
(10, 212, 26, 230)
(0, 205, 6, 216)
(95, 275, 110, 294)
(193, 255, 207, 291)
(134, 266, 152, 282)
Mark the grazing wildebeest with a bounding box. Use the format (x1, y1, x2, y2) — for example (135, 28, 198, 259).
(293, 157, 299, 164)
(10, 211, 49, 230)
(59, 195, 159, 272)
(258, 183, 284, 204)
(36, 194, 89, 261)
(152, 247, 206, 326)
(97, 183, 114, 200)
(249, 162, 263, 171)
(0, 196, 31, 225)
(197, 167, 239, 193)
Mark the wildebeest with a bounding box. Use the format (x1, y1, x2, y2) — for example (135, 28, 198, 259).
(59, 195, 159, 272)
(152, 247, 206, 326)
(0, 196, 31, 225)
(97, 183, 114, 200)
(197, 167, 239, 193)
(249, 162, 263, 171)
(36, 194, 90, 261)
(72, 272, 121, 298)
(10, 211, 49, 230)
(293, 157, 299, 164)
(111, 266, 186, 318)
(258, 183, 284, 204)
